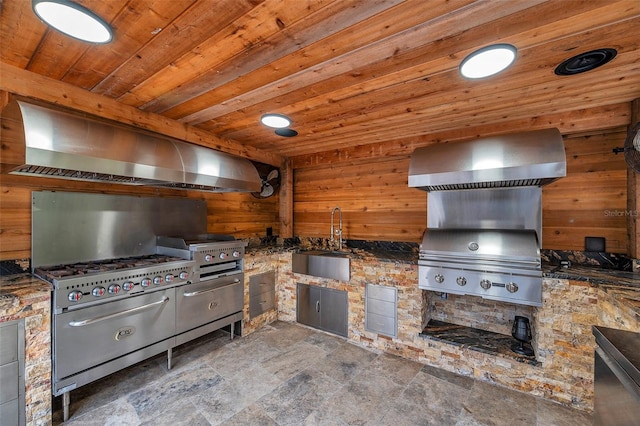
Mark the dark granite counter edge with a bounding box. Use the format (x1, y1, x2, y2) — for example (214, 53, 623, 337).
(247, 239, 638, 288)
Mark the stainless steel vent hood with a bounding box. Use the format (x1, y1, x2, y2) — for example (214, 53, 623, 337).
(0, 100, 261, 192)
(408, 128, 566, 191)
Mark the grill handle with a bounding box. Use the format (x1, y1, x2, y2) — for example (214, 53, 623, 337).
(68, 296, 170, 327)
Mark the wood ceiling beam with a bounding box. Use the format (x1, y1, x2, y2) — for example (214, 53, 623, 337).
(0, 62, 281, 167)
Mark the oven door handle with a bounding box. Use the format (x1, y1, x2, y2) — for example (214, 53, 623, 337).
(183, 279, 240, 297)
(68, 296, 170, 327)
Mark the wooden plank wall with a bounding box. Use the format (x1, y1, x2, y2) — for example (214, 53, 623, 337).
(543, 130, 628, 253)
(292, 129, 630, 254)
(0, 176, 278, 261)
(294, 156, 426, 242)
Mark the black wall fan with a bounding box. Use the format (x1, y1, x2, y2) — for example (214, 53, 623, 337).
(613, 122, 640, 173)
(252, 169, 280, 198)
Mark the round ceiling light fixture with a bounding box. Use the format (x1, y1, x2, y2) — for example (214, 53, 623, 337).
(554, 48, 617, 76)
(460, 44, 517, 79)
(260, 113, 291, 129)
(32, 0, 113, 44)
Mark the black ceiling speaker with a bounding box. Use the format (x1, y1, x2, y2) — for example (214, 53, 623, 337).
(252, 169, 280, 199)
(554, 48, 617, 76)
(613, 122, 640, 174)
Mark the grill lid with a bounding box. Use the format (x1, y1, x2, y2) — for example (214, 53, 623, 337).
(408, 128, 566, 191)
(420, 229, 540, 265)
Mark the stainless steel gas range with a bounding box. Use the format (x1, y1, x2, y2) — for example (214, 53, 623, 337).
(31, 191, 246, 422)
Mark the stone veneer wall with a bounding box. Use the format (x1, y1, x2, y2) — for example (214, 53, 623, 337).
(597, 287, 639, 331)
(265, 251, 639, 412)
(241, 252, 281, 335)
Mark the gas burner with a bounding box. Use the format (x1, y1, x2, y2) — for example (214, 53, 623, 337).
(35, 254, 186, 282)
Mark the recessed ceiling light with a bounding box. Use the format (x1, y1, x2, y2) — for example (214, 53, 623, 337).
(260, 113, 291, 129)
(460, 44, 517, 79)
(32, 0, 113, 44)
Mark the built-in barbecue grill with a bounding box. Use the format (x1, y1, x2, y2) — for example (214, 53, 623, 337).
(409, 128, 567, 306)
(419, 229, 542, 306)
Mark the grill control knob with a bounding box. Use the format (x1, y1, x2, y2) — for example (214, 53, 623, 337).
(153, 276, 163, 285)
(204, 254, 213, 262)
(480, 279, 492, 290)
(68, 291, 83, 302)
(108, 284, 121, 294)
(92, 286, 106, 297)
(179, 271, 189, 280)
(232, 251, 240, 258)
(456, 277, 467, 286)
(434, 274, 445, 283)
(219, 252, 227, 260)
(123, 281, 134, 291)
(165, 274, 174, 283)
(141, 278, 151, 288)
(506, 282, 519, 293)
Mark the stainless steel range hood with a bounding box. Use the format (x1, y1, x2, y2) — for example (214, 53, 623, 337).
(0, 100, 261, 192)
(408, 128, 566, 191)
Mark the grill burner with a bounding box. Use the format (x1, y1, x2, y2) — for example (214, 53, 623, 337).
(35, 254, 184, 282)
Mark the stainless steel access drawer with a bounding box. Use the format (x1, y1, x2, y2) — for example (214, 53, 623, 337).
(365, 284, 397, 338)
(250, 271, 276, 318)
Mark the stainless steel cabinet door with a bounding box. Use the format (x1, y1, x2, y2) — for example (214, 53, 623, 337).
(296, 284, 348, 337)
(296, 284, 321, 327)
(320, 287, 348, 337)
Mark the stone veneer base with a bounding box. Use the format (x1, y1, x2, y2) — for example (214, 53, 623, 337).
(419, 319, 540, 367)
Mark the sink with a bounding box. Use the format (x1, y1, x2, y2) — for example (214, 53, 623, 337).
(292, 250, 350, 281)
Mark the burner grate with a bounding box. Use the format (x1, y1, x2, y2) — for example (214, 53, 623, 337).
(35, 254, 184, 282)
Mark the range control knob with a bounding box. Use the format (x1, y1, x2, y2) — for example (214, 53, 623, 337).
(122, 281, 134, 291)
(456, 276, 467, 286)
(165, 274, 174, 283)
(108, 284, 121, 294)
(68, 290, 83, 302)
(153, 276, 163, 285)
(141, 278, 151, 288)
(204, 254, 213, 262)
(232, 251, 240, 258)
(179, 271, 189, 280)
(219, 252, 227, 260)
(92, 286, 106, 297)
(480, 279, 492, 290)
(434, 274, 445, 283)
(506, 282, 519, 293)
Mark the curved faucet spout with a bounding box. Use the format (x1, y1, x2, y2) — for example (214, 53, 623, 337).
(330, 206, 343, 250)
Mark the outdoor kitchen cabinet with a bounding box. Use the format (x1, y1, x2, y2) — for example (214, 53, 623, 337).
(0, 319, 25, 426)
(296, 283, 348, 337)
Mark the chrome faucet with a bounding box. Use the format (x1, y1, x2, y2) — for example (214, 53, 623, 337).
(330, 206, 343, 250)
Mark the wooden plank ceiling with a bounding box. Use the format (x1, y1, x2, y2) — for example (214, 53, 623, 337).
(1, 0, 639, 160)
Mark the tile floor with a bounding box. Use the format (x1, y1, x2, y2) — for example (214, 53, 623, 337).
(53, 321, 593, 425)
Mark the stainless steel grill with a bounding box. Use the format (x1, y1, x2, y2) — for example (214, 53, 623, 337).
(418, 229, 542, 306)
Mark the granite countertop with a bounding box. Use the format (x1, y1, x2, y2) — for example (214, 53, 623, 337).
(0, 273, 52, 318)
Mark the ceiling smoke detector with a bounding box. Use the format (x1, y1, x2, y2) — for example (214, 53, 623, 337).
(32, 0, 113, 44)
(460, 44, 517, 79)
(554, 48, 617, 76)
